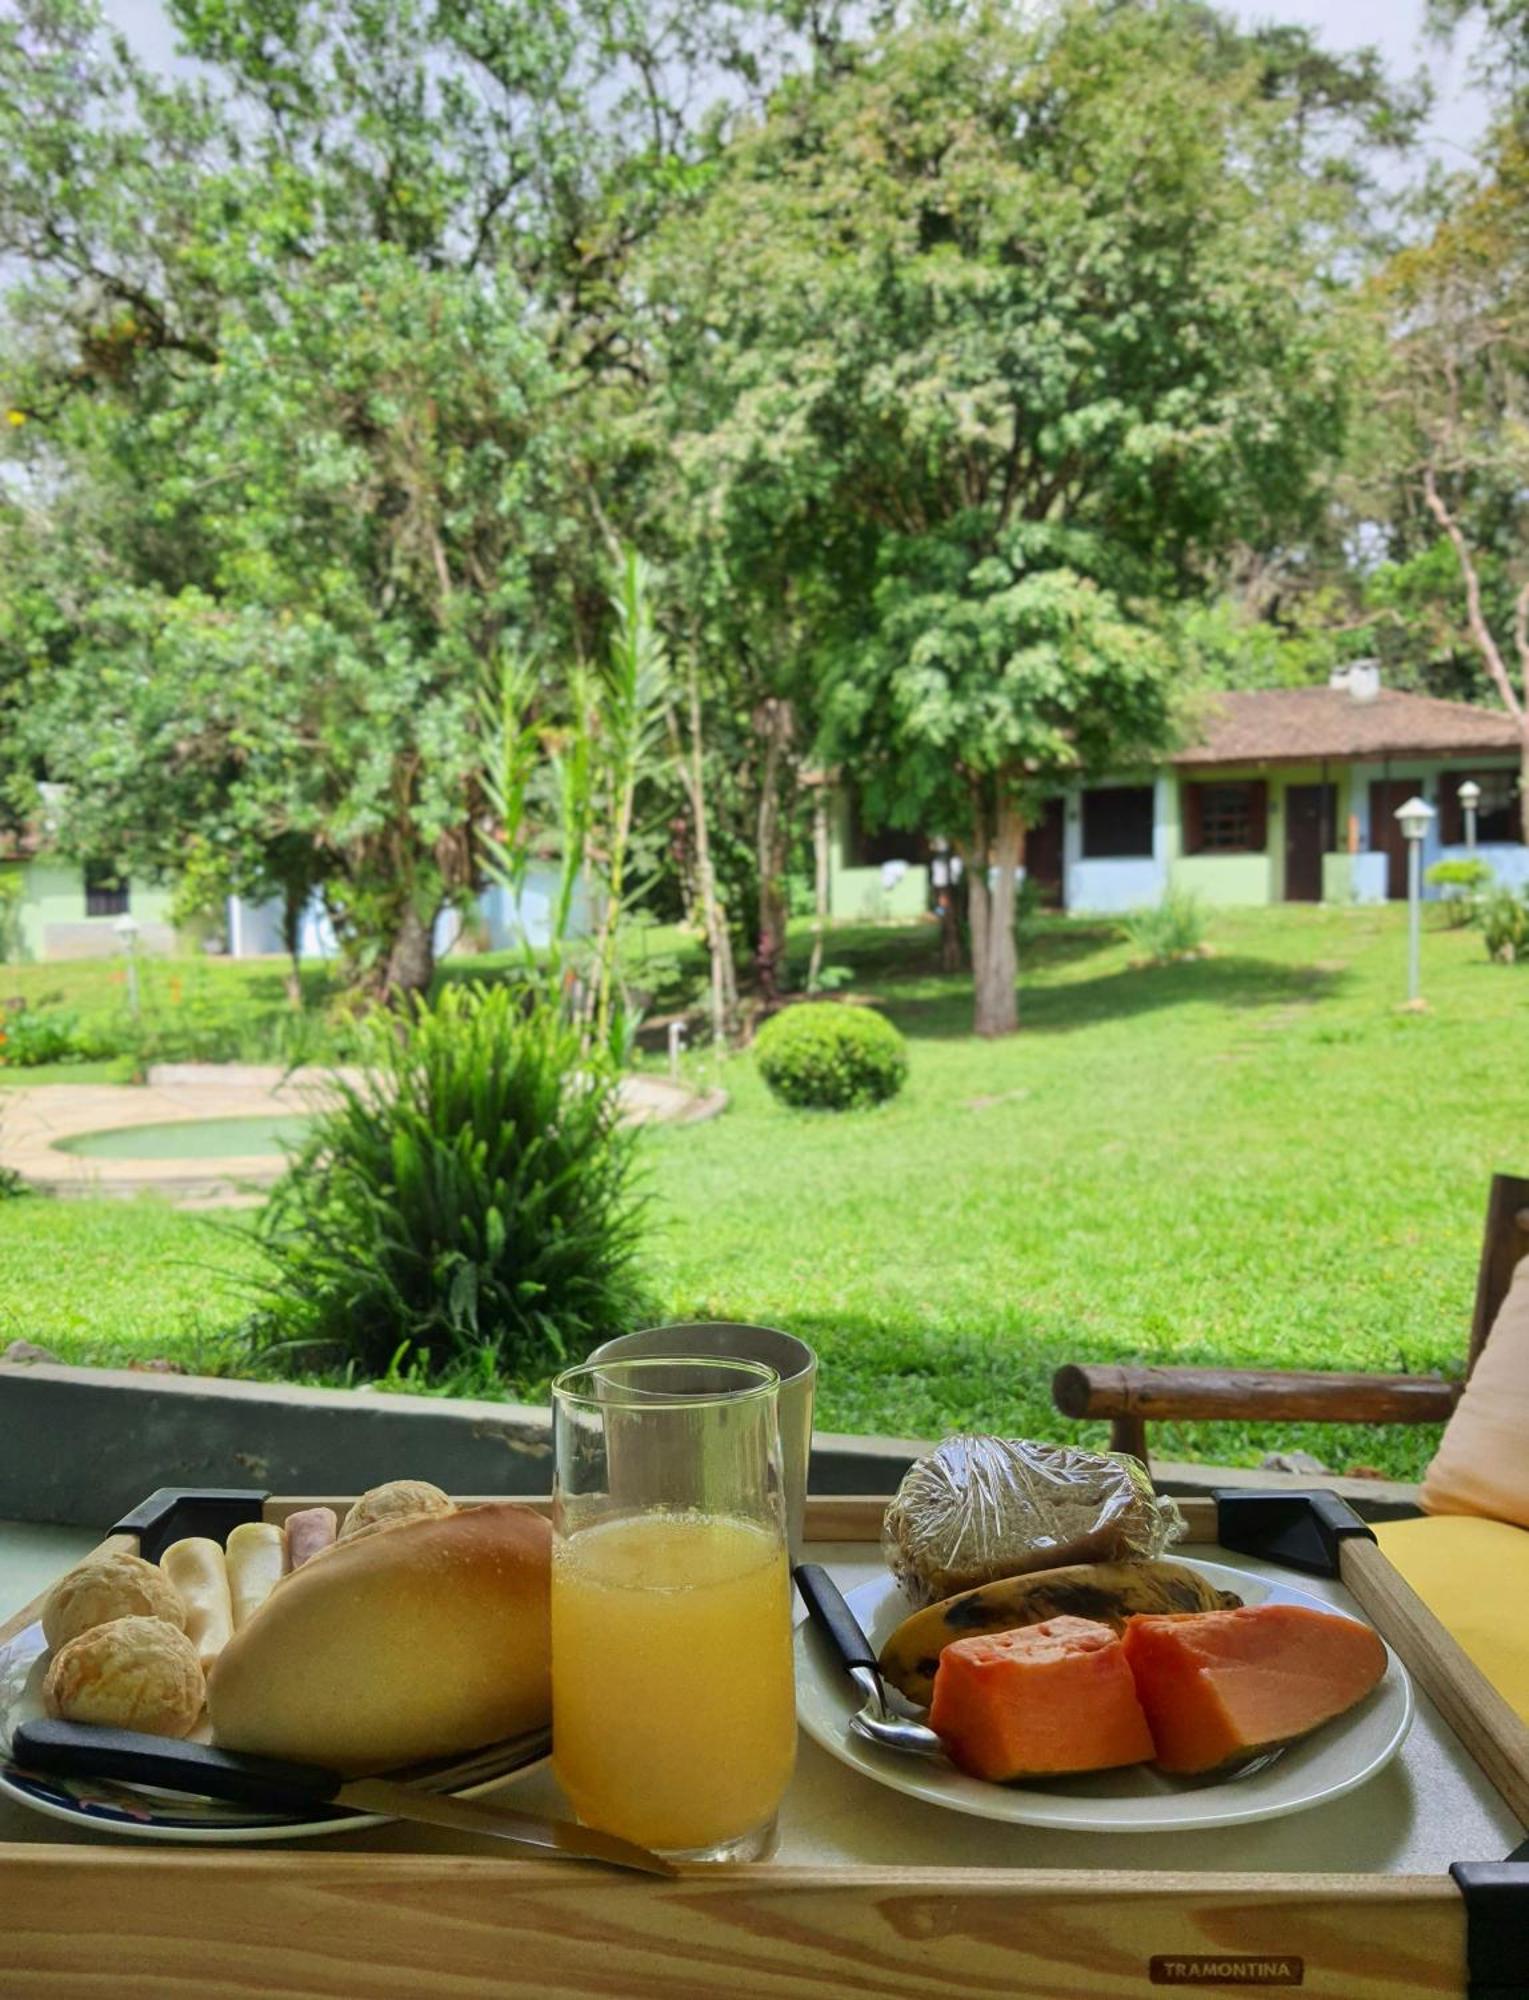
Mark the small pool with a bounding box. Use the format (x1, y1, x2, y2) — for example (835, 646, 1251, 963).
(55, 1114, 315, 1161)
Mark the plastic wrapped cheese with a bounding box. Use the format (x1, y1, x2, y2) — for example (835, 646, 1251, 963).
(883, 1436, 1186, 1607)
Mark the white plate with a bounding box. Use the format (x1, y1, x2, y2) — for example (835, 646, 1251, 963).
(794, 1560, 1413, 1833)
(0, 1616, 549, 1843)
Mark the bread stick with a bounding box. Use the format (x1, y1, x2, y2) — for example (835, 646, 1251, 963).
(160, 1537, 234, 1671)
(226, 1521, 287, 1630)
(285, 1507, 339, 1569)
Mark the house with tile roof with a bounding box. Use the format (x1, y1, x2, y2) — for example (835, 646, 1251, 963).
(827, 666, 1527, 918)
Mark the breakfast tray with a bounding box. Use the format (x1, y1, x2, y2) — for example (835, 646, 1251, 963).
(0, 1488, 1525, 1999)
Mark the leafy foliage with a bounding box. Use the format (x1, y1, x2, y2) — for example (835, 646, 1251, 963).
(658, 2, 1385, 1030)
(754, 1003, 908, 1111)
(1426, 856, 1494, 923)
(1474, 884, 1529, 961)
(1120, 892, 1209, 966)
(247, 983, 647, 1382)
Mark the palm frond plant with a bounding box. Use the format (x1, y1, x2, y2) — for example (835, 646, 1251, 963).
(245, 982, 648, 1385)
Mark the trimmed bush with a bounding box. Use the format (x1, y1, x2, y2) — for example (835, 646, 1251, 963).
(1426, 856, 1492, 926)
(755, 1003, 908, 1111)
(245, 983, 648, 1384)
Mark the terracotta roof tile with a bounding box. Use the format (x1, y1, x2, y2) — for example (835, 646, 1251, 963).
(1174, 686, 1521, 766)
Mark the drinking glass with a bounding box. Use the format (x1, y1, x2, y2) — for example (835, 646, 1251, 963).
(550, 1356, 796, 1863)
(588, 1323, 817, 1557)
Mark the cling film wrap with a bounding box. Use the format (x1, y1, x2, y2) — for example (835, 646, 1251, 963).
(883, 1435, 1187, 1607)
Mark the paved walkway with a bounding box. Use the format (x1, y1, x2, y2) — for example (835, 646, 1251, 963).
(0, 1064, 724, 1204)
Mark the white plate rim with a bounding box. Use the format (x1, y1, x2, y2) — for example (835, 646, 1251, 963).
(794, 1558, 1414, 1834)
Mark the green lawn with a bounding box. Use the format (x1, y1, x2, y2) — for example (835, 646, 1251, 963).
(1, 903, 1523, 1478)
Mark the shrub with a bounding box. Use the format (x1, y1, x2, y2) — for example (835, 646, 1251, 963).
(244, 983, 647, 1384)
(1119, 889, 1207, 965)
(1426, 857, 1492, 926)
(754, 1003, 908, 1110)
(0, 1008, 99, 1067)
(1475, 885, 1529, 964)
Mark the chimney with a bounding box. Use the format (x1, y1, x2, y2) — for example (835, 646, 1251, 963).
(1329, 660, 1381, 704)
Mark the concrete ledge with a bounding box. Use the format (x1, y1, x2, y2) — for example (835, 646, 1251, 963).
(0, 1361, 1422, 1529)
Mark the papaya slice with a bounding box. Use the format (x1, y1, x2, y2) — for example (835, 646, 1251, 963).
(927, 1614, 1155, 1783)
(1122, 1604, 1388, 1775)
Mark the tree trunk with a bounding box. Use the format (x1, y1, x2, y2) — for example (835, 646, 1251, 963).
(280, 884, 305, 1011)
(379, 903, 437, 1003)
(807, 787, 830, 991)
(971, 797, 1023, 1038)
(753, 697, 794, 1009)
(671, 658, 738, 1047)
(1522, 724, 1529, 847)
(934, 842, 964, 973)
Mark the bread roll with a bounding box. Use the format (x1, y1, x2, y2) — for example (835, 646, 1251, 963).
(339, 1479, 453, 1543)
(284, 1506, 338, 1569)
(207, 1502, 551, 1774)
(44, 1616, 204, 1738)
(42, 1551, 186, 1650)
(226, 1521, 287, 1629)
(160, 1538, 234, 1671)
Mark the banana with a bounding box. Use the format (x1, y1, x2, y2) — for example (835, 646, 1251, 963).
(879, 1560, 1243, 1709)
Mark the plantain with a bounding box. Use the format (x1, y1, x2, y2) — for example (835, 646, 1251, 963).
(879, 1560, 1243, 1708)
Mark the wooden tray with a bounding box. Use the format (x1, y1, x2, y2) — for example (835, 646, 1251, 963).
(0, 1489, 1524, 1999)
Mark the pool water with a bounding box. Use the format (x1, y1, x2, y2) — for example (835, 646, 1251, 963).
(55, 1114, 315, 1161)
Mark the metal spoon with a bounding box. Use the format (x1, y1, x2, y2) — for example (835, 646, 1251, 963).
(794, 1564, 945, 1759)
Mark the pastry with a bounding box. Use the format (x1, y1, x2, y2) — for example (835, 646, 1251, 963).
(160, 1538, 235, 1671)
(43, 1615, 204, 1738)
(42, 1551, 187, 1651)
(338, 1479, 453, 1542)
(225, 1521, 287, 1629)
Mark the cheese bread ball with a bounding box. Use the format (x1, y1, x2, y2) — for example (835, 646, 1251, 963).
(43, 1616, 204, 1738)
(339, 1479, 453, 1543)
(42, 1551, 187, 1651)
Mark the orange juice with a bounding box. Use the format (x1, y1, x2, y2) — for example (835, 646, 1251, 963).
(551, 1509, 796, 1853)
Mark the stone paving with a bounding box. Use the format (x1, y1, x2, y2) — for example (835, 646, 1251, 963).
(0, 1063, 724, 1205)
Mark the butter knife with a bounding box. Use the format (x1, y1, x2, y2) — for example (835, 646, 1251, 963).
(14, 1719, 676, 1876)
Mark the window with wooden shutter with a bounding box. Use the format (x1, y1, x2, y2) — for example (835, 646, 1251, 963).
(1184, 781, 1264, 853)
(83, 861, 129, 918)
(1182, 781, 1204, 854)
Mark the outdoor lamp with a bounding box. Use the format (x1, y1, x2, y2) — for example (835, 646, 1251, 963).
(1394, 795, 1435, 1005)
(1394, 796, 1434, 845)
(114, 911, 142, 1019)
(1459, 778, 1482, 850)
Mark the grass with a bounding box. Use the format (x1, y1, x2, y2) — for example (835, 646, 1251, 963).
(2, 903, 1524, 1480)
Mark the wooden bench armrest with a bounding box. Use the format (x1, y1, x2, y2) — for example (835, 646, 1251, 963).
(1051, 1363, 1462, 1462)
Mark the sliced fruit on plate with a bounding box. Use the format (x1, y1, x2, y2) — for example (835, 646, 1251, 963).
(880, 1559, 1243, 1710)
(928, 1615, 1156, 1783)
(1122, 1604, 1388, 1775)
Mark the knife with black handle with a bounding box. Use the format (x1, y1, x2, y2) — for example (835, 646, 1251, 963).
(13, 1719, 676, 1875)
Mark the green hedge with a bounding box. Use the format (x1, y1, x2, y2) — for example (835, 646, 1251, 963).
(754, 1003, 908, 1111)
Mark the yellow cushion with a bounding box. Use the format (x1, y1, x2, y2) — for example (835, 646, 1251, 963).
(1373, 1514, 1529, 1722)
(1420, 1251, 1529, 1527)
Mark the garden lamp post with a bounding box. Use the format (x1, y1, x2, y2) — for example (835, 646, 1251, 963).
(113, 912, 142, 1021)
(1394, 796, 1435, 1005)
(1459, 778, 1481, 851)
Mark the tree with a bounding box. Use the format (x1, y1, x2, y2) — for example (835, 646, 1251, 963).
(3, 245, 574, 996)
(0, 0, 840, 995)
(660, 1, 1384, 1033)
(1369, 126, 1529, 837)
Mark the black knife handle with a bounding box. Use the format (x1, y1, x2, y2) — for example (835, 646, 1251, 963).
(793, 1563, 880, 1677)
(14, 1720, 346, 1814)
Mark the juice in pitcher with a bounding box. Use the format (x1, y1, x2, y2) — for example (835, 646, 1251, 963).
(552, 1507, 796, 1857)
